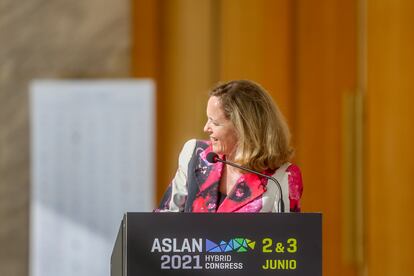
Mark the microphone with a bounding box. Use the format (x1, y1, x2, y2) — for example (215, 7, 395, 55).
(206, 152, 285, 212)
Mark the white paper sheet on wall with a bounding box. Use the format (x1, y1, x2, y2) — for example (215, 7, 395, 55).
(29, 79, 155, 276)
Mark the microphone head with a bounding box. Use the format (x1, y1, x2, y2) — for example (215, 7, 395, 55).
(206, 152, 219, 163)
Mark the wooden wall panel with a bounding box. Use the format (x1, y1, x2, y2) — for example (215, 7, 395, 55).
(132, 0, 295, 202)
(130, 3, 387, 276)
(132, 0, 217, 202)
(219, 0, 295, 126)
(131, 0, 160, 78)
(157, 0, 216, 200)
(366, 1, 414, 275)
(295, 0, 357, 275)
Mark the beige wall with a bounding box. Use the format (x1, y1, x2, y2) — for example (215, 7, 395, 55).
(0, 0, 130, 275)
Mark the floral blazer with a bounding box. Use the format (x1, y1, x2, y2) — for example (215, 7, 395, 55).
(156, 139, 303, 213)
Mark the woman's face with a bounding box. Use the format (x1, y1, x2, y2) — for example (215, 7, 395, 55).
(203, 96, 238, 157)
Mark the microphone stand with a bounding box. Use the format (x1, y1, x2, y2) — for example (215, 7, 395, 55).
(214, 156, 285, 213)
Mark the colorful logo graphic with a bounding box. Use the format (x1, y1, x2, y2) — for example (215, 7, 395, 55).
(206, 238, 256, 253)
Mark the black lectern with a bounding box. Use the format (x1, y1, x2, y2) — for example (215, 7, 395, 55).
(111, 213, 321, 276)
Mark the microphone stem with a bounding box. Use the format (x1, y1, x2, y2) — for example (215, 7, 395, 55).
(217, 158, 285, 212)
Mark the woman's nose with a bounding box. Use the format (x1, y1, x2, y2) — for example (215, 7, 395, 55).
(203, 121, 210, 133)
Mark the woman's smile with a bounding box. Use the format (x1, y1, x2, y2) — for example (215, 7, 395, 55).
(203, 96, 238, 158)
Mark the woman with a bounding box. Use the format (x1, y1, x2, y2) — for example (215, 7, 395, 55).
(156, 80, 303, 213)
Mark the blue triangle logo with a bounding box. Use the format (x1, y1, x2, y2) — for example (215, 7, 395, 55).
(206, 239, 218, 252)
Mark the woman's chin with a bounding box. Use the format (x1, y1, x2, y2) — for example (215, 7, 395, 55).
(212, 145, 223, 155)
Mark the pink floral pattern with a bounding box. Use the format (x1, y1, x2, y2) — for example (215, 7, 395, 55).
(157, 140, 303, 213)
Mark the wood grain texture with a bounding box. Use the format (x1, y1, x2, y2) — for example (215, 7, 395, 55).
(218, 0, 294, 127)
(366, 0, 414, 275)
(132, 0, 217, 202)
(155, 0, 216, 201)
(295, 1, 357, 275)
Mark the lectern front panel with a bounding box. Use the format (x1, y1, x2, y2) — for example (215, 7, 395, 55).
(112, 213, 321, 276)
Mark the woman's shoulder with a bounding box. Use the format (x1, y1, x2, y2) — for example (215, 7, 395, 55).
(286, 163, 302, 176)
(273, 163, 303, 196)
(273, 163, 301, 175)
(181, 139, 209, 149)
(285, 163, 303, 201)
(181, 139, 212, 150)
(178, 139, 210, 167)
(179, 139, 210, 158)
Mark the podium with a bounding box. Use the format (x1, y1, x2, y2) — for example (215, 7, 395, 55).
(111, 213, 321, 276)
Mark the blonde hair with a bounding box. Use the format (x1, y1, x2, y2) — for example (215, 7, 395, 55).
(209, 80, 293, 171)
